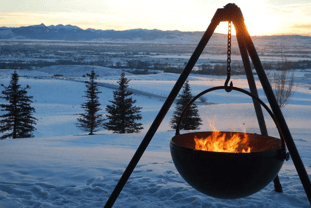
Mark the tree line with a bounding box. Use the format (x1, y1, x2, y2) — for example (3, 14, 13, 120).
(76, 71, 202, 134)
(0, 70, 202, 139)
(0, 68, 294, 139)
(76, 71, 143, 134)
(2, 58, 309, 76)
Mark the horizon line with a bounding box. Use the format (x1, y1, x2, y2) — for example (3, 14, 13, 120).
(1, 23, 311, 37)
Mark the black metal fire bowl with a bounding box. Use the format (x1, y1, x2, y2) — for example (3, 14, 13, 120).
(170, 131, 284, 199)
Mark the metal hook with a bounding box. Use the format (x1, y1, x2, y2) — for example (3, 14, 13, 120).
(224, 74, 233, 92)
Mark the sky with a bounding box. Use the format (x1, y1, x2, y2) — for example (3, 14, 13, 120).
(1, 0, 311, 36)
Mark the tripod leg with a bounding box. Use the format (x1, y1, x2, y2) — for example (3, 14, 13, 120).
(236, 32, 283, 193)
(103, 14, 221, 208)
(237, 21, 311, 204)
(274, 175, 283, 193)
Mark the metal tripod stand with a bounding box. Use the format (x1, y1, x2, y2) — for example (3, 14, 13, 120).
(104, 4, 311, 207)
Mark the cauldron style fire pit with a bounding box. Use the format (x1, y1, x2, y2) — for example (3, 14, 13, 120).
(170, 86, 288, 199)
(104, 4, 311, 207)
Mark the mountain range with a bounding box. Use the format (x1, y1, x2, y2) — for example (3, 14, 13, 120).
(0, 23, 207, 43)
(0, 23, 311, 45)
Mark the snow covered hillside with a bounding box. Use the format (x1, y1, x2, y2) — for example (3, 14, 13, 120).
(0, 67, 311, 208)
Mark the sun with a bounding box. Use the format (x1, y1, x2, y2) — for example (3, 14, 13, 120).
(213, 1, 280, 36)
(240, 2, 281, 36)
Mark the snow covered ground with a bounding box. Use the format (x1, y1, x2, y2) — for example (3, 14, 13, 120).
(0, 66, 311, 208)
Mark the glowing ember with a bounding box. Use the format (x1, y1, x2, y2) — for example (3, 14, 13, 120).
(194, 122, 251, 153)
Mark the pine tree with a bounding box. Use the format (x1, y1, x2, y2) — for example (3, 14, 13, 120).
(104, 72, 143, 133)
(170, 81, 202, 130)
(76, 70, 103, 135)
(0, 71, 37, 139)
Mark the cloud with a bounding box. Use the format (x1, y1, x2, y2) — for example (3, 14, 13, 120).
(268, 2, 311, 15)
(291, 24, 311, 30)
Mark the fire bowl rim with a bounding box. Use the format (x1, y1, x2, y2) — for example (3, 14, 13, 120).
(171, 131, 283, 157)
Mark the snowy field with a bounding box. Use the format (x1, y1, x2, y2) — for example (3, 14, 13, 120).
(0, 66, 311, 208)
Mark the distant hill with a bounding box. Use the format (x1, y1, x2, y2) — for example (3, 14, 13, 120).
(0, 23, 311, 46)
(0, 23, 209, 44)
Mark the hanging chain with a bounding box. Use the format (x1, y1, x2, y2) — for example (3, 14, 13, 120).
(224, 21, 233, 92)
(227, 21, 232, 76)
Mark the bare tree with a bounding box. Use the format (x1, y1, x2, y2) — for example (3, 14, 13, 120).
(271, 45, 295, 109)
(271, 70, 294, 108)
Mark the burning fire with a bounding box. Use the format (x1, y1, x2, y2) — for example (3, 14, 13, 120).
(194, 122, 251, 153)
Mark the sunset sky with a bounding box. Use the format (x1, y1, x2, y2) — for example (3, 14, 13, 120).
(1, 0, 311, 36)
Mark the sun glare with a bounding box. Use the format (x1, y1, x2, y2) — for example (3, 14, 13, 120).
(243, 7, 280, 36)
(213, 1, 280, 36)
(1, 0, 309, 36)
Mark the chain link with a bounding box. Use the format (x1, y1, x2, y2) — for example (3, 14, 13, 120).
(227, 21, 232, 76)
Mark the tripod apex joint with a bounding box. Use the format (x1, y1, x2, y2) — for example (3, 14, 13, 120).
(224, 3, 238, 8)
(213, 3, 244, 23)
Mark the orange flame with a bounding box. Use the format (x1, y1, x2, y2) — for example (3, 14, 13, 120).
(194, 122, 251, 153)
